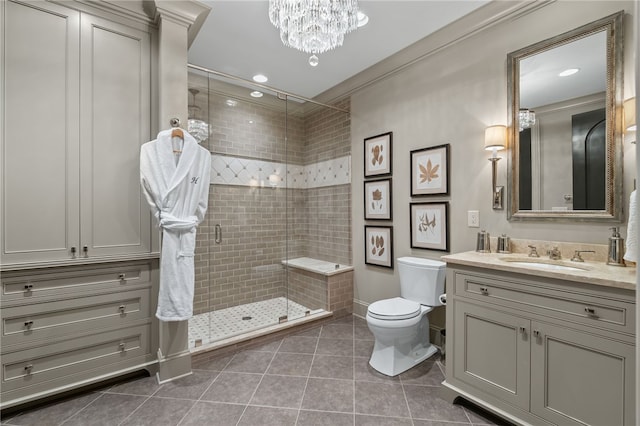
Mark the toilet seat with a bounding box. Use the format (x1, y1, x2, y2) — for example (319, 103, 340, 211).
(367, 297, 421, 320)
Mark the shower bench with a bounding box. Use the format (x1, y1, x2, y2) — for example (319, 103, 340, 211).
(282, 257, 354, 317)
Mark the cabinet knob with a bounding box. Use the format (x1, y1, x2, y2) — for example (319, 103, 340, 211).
(479, 287, 489, 295)
(584, 307, 596, 316)
(533, 330, 541, 338)
(24, 320, 34, 329)
(24, 364, 33, 374)
(519, 326, 526, 334)
(83, 246, 88, 257)
(118, 305, 126, 314)
(71, 246, 77, 258)
(24, 283, 33, 292)
(118, 342, 126, 352)
(118, 273, 126, 281)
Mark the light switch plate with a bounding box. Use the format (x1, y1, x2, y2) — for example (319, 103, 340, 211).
(468, 210, 480, 227)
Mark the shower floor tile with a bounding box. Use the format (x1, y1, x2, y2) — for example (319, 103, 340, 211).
(188, 297, 312, 348)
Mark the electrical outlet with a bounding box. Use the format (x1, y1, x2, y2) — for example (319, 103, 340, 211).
(468, 210, 480, 228)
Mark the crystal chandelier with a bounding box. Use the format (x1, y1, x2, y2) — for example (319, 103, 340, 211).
(269, 0, 359, 66)
(518, 108, 536, 132)
(188, 88, 210, 143)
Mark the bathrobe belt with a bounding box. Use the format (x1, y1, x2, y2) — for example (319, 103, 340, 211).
(159, 211, 198, 258)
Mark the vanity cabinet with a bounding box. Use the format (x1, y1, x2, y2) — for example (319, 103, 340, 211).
(0, 260, 159, 409)
(1, 0, 153, 265)
(443, 265, 636, 426)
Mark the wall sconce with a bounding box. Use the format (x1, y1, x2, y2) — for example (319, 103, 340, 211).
(624, 97, 636, 137)
(485, 125, 507, 209)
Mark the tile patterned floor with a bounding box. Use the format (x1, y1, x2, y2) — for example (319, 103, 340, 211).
(189, 297, 313, 348)
(2, 315, 511, 426)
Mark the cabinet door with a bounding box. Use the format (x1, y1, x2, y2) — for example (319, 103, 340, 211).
(531, 321, 635, 426)
(79, 13, 152, 257)
(1, 0, 80, 264)
(453, 301, 530, 410)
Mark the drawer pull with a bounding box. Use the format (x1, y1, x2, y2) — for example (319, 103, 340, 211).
(24, 364, 33, 374)
(118, 273, 126, 281)
(24, 320, 34, 329)
(119, 343, 126, 352)
(24, 284, 33, 292)
(584, 307, 596, 316)
(479, 287, 489, 295)
(118, 305, 126, 314)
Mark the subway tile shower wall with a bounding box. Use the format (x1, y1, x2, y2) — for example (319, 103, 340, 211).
(192, 97, 351, 316)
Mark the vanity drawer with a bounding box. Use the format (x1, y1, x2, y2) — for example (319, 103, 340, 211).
(1, 262, 151, 302)
(1, 289, 151, 347)
(1, 324, 151, 393)
(454, 272, 635, 335)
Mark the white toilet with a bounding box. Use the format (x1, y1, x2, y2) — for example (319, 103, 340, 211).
(366, 256, 446, 376)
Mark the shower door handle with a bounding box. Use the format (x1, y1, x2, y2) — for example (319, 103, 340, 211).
(215, 224, 222, 244)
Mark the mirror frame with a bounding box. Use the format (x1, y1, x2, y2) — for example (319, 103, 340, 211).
(507, 11, 624, 221)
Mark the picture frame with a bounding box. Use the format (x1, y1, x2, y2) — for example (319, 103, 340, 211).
(364, 132, 392, 178)
(410, 202, 449, 251)
(410, 144, 450, 196)
(364, 225, 393, 268)
(364, 178, 392, 220)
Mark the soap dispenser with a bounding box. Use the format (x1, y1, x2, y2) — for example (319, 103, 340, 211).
(607, 227, 626, 267)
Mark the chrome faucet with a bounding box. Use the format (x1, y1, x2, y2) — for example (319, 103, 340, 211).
(527, 245, 539, 258)
(571, 250, 595, 262)
(548, 246, 562, 260)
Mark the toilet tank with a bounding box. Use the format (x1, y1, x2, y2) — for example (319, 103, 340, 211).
(397, 256, 446, 306)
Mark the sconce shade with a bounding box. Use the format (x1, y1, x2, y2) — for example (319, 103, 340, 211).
(624, 97, 636, 131)
(484, 125, 507, 151)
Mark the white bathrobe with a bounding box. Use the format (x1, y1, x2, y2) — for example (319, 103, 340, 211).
(140, 129, 211, 321)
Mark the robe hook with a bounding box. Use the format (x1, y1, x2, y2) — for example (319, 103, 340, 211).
(169, 117, 181, 128)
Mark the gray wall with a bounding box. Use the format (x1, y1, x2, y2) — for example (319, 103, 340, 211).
(349, 1, 637, 327)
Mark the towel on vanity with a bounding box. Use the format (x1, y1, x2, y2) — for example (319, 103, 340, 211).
(623, 190, 637, 262)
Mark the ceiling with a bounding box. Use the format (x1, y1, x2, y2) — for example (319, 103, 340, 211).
(188, 1, 489, 100)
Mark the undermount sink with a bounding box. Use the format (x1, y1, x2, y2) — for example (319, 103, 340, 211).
(499, 258, 589, 272)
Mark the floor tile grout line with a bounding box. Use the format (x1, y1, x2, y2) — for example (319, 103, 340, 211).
(294, 323, 323, 426)
(352, 318, 357, 426)
(175, 368, 224, 426)
(234, 342, 280, 426)
(48, 391, 103, 426)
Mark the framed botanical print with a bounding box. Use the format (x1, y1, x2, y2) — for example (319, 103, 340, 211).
(364, 178, 392, 220)
(365, 225, 393, 268)
(410, 144, 449, 196)
(410, 202, 449, 251)
(364, 132, 392, 178)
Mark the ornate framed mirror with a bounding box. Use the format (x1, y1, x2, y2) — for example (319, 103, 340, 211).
(507, 12, 624, 221)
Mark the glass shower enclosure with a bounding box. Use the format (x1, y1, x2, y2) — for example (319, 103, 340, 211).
(187, 66, 351, 349)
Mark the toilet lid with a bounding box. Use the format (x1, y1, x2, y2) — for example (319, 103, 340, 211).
(368, 297, 421, 320)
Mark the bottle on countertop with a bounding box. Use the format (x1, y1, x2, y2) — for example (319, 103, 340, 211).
(607, 227, 626, 267)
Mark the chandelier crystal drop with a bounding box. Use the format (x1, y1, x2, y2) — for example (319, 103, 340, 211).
(518, 108, 536, 132)
(269, 0, 359, 64)
(188, 88, 211, 144)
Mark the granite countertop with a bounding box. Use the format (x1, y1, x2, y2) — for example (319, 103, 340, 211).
(442, 251, 636, 291)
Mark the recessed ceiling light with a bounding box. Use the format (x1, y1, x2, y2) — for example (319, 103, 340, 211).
(558, 68, 580, 77)
(225, 99, 237, 107)
(357, 11, 369, 27)
(250, 91, 263, 98)
(253, 74, 268, 83)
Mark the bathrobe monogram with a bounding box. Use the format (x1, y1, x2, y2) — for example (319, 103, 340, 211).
(140, 129, 211, 321)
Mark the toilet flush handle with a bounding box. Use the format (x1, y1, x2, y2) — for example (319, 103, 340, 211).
(438, 294, 446, 305)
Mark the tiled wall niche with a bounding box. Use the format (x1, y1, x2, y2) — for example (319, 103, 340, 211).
(192, 83, 351, 316)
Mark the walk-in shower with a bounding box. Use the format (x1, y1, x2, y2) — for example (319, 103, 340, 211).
(187, 66, 353, 350)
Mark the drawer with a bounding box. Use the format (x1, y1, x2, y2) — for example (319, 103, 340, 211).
(454, 272, 635, 335)
(1, 262, 151, 302)
(1, 324, 151, 392)
(1, 289, 151, 347)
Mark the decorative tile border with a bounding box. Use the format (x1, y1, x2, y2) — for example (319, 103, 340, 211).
(210, 154, 351, 189)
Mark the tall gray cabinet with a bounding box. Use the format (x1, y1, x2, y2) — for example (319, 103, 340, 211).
(1, 0, 159, 410)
